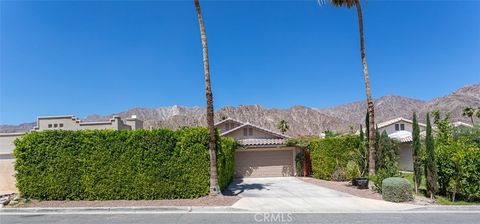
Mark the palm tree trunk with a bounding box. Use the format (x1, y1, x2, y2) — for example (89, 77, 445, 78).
(471, 116, 474, 126)
(194, 0, 221, 196)
(355, 0, 375, 178)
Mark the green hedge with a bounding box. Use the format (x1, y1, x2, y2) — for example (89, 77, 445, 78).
(382, 177, 413, 202)
(436, 139, 480, 201)
(309, 135, 360, 180)
(14, 128, 236, 200)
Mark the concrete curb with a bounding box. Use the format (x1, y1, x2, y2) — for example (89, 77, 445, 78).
(0, 206, 245, 214)
(410, 205, 480, 212)
(1, 205, 479, 214)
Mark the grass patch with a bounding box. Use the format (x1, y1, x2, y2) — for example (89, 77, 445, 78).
(435, 195, 480, 205)
(400, 172, 426, 190)
(401, 172, 480, 205)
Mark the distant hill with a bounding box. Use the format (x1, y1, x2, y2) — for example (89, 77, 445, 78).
(1, 84, 479, 136)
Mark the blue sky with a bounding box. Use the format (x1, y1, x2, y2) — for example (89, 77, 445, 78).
(1, 0, 479, 125)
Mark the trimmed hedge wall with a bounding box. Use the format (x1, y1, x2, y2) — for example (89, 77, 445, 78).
(309, 135, 360, 180)
(14, 128, 236, 200)
(382, 177, 413, 202)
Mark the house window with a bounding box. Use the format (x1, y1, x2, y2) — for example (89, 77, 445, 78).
(395, 124, 399, 131)
(249, 128, 253, 136)
(54, 124, 58, 128)
(225, 123, 230, 131)
(400, 124, 405, 130)
(243, 128, 248, 136)
(59, 123, 64, 128)
(48, 124, 52, 128)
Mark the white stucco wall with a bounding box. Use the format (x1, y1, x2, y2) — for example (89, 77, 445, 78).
(399, 142, 413, 171)
(378, 120, 426, 135)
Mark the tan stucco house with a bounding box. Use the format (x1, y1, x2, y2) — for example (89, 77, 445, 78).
(0, 115, 143, 195)
(215, 118, 298, 178)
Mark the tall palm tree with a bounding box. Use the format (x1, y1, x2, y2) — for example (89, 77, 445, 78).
(323, 0, 376, 176)
(462, 107, 475, 125)
(277, 120, 289, 134)
(194, 0, 221, 196)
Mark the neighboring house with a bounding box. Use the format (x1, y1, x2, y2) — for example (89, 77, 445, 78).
(375, 117, 475, 171)
(215, 118, 298, 178)
(0, 115, 143, 195)
(33, 115, 143, 131)
(374, 117, 427, 171)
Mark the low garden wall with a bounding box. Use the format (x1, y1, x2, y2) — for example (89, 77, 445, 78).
(14, 128, 236, 200)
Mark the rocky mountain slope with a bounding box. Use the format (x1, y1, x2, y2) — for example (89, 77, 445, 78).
(1, 84, 479, 136)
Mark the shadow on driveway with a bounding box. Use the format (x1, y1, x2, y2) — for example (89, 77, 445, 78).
(223, 178, 270, 196)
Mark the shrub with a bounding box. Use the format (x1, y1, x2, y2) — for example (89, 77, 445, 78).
(371, 165, 399, 193)
(14, 128, 236, 200)
(346, 161, 361, 180)
(332, 165, 347, 181)
(382, 177, 414, 202)
(436, 139, 480, 201)
(309, 135, 360, 180)
(295, 151, 305, 177)
(217, 137, 236, 189)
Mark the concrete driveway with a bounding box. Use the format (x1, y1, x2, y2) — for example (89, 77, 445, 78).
(225, 177, 419, 212)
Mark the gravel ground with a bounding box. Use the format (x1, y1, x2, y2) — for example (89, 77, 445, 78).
(8, 195, 240, 208)
(299, 177, 383, 201)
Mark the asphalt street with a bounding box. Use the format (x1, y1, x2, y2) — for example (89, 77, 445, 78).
(2, 212, 480, 224)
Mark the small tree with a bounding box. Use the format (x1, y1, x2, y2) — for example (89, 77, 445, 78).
(425, 113, 438, 199)
(412, 112, 422, 194)
(462, 107, 476, 126)
(358, 125, 368, 176)
(277, 120, 289, 134)
(374, 125, 382, 171)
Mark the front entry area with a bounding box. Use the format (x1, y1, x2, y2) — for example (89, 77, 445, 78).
(234, 148, 295, 178)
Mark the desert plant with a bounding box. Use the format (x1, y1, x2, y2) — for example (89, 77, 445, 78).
(332, 165, 347, 181)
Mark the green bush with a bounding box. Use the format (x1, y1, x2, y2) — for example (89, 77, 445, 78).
(382, 177, 414, 202)
(295, 151, 305, 177)
(14, 128, 236, 200)
(436, 139, 480, 201)
(309, 135, 360, 180)
(371, 166, 399, 193)
(346, 161, 361, 180)
(217, 137, 236, 189)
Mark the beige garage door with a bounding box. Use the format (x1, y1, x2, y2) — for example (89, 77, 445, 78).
(234, 150, 294, 178)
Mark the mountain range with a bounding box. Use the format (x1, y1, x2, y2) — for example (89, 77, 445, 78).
(1, 84, 479, 136)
